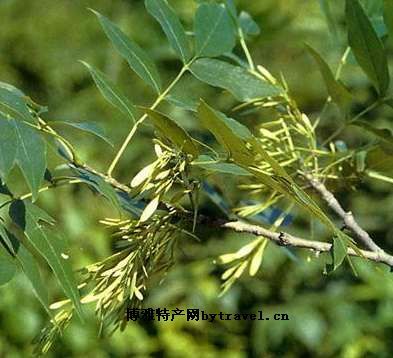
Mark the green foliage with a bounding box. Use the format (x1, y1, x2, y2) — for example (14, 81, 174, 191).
(346, 0, 390, 95)
(0, 0, 393, 356)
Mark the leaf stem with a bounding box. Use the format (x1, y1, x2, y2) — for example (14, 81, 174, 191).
(106, 61, 193, 177)
(238, 28, 255, 71)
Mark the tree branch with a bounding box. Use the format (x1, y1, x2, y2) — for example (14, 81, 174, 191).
(222, 220, 393, 268)
(304, 174, 383, 253)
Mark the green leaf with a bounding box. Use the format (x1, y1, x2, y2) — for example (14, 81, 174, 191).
(49, 121, 114, 146)
(0, 87, 35, 123)
(197, 100, 254, 165)
(192, 155, 251, 176)
(325, 234, 348, 274)
(351, 120, 393, 148)
(0, 116, 17, 180)
(0, 244, 16, 286)
(143, 108, 199, 158)
(9, 200, 83, 320)
(366, 146, 393, 174)
(0, 223, 50, 315)
(190, 58, 282, 101)
(145, 0, 192, 63)
(73, 168, 121, 210)
(194, 3, 236, 57)
(384, 0, 393, 39)
(319, 0, 339, 40)
(81, 61, 136, 122)
(346, 0, 390, 95)
(305, 44, 352, 113)
(91, 9, 162, 93)
(239, 11, 260, 36)
(12, 120, 46, 202)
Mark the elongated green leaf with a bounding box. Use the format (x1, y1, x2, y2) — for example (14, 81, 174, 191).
(346, 0, 390, 95)
(306, 44, 352, 112)
(194, 3, 236, 57)
(0, 117, 16, 179)
(143, 108, 199, 157)
(9, 200, 83, 319)
(197, 100, 254, 165)
(81, 61, 136, 122)
(351, 120, 393, 147)
(145, 0, 191, 63)
(319, 0, 339, 40)
(74, 168, 121, 210)
(49, 121, 113, 146)
(0, 224, 51, 315)
(384, 0, 393, 38)
(190, 58, 282, 101)
(12, 120, 46, 201)
(325, 234, 348, 273)
(192, 155, 251, 176)
(0, 244, 16, 285)
(91, 9, 162, 93)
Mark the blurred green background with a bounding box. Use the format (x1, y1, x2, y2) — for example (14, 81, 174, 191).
(1, 0, 393, 357)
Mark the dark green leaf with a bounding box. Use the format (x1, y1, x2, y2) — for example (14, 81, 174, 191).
(0, 243, 16, 286)
(143, 108, 199, 157)
(9, 200, 83, 319)
(239, 11, 260, 36)
(81, 61, 136, 122)
(91, 9, 162, 93)
(12, 120, 46, 201)
(306, 44, 352, 113)
(0, 224, 50, 315)
(346, 0, 390, 95)
(145, 0, 192, 63)
(73, 168, 121, 210)
(190, 58, 282, 101)
(366, 146, 393, 173)
(384, 0, 393, 38)
(50, 120, 114, 146)
(325, 234, 348, 274)
(0, 117, 17, 180)
(194, 3, 236, 57)
(351, 120, 393, 148)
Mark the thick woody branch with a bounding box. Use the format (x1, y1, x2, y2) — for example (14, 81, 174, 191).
(222, 221, 393, 268)
(304, 174, 382, 253)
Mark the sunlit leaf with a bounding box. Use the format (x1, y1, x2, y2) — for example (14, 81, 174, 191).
(140, 196, 160, 222)
(9, 200, 83, 319)
(346, 0, 390, 95)
(192, 155, 251, 176)
(194, 3, 236, 57)
(81, 61, 136, 122)
(145, 0, 192, 63)
(190, 58, 282, 102)
(91, 9, 162, 93)
(143, 108, 199, 157)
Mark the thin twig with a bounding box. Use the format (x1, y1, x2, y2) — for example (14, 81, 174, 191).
(304, 173, 383, 253)
(222, 220, 393, 267)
